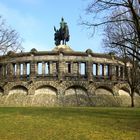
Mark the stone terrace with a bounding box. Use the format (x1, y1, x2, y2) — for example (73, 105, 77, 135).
(0, 45, 139, 106)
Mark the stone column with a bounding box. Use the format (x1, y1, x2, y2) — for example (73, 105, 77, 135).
(37, 62, 39, 74)
(122, 66, 125, 80)
(11, 63, 15, 79)
(6, 63, 13, 80)
(55, 62, 59, 76)
(70, 62, 73, 74)
(119, 66, 125, 80)
(23, 63, 27, 76)
(72, 62, 78, 75)
(65, 62, 68, 74)
(96, 63, 100, 77)
(12, 63, 16, 77)
(106, 64, 110, 78)
(110, 64, 116, 80)
(58, 53, 65, 81)
(101, 64, 104, 77)
(49, 61, 52, 75)
(51, 62, 56, 75)
(16, 63, 20, 78)
(116, 65, 119, 80)
(42, 61, 45, 76)
(70, 62, 72, 73)
(78, 62, 80, 76)
(103, 64, 107, 78)
(22, 63, 27, 80)
(87, 61, 93, 81)
(34, 62, 38, 75)
(58, 61, 65, 81)
(30, 61, 36, 79)
(47, 62, 50, 75)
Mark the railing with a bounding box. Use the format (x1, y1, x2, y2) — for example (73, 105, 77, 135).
(0, 51, 127, 83)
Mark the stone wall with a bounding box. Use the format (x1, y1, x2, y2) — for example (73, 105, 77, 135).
(0, 80, 139, 107)
(0, 46, 139, 107)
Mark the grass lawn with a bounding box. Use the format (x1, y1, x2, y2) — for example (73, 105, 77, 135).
(0, 107, 140, 140)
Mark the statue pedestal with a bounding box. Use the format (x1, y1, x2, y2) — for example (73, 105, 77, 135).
(52, 45, 73, 52)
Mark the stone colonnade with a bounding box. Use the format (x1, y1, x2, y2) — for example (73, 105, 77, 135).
(0, 48, 137, 106)
(0, 52, 125, 82)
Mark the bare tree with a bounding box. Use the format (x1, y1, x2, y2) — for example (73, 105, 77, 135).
(82, 0, 140, 61)
(104, 10, 139, 54)
(0, 16, 23, 55)
(82, 0, 140, 107)
(104, 18, 140, 107)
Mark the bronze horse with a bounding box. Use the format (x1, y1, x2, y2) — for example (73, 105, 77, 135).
(54, 18, 70, 46)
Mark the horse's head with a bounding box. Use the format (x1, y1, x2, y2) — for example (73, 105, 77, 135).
(54, 27, 61, 45)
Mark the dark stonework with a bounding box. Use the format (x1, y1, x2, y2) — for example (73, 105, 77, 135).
(0, 46, 140, 107)
(54, 18, 70, 45)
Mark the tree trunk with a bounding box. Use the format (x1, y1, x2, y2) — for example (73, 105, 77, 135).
(130, 89, 135, 107)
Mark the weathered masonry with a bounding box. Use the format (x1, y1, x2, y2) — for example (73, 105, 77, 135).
(0, 45, 140, 106)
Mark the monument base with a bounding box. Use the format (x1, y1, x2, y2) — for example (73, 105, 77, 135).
(52, 45, 73, 52)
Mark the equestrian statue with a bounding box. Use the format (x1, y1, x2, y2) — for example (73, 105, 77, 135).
(54, 17, 70, 46)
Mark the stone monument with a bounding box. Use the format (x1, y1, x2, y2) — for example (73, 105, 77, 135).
(54, 17, 70, 46)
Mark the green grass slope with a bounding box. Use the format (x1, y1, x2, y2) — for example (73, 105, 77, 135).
(0, 107, 140, 140)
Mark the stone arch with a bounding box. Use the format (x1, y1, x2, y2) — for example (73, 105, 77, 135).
(31, 83, 58, 106)
(111, 83, 132, 107)
(64, 85, 87, 95)
(118, 88, 131, 107)
(35, 85, 57, 95)
(119, 87, 130, 96)
(4, 82, 28, 94)
(35, 81, 58, 90)
(9, 85, 28, 95)
(4, 82, 29, 95)
(64, 85, 93, 106)
(28, 81, 59, 95)
(115, 84, 140, 107)
(94, 86, 121, 106)
(5, 85, 28, 106)
(122, 86, 130, 93)
(60, 81, 88, 95)
(95, 86, 114, 96)
(113, 83, 130, 96)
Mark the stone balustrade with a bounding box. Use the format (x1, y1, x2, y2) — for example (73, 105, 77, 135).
(0, 48, 126, 82)
(0, 46, 137, 107)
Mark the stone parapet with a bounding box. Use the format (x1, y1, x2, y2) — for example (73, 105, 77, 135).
(0, 48, 136, 107)
(0, 49, 128, 82)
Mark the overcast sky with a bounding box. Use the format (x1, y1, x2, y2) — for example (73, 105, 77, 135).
(0, 0, 103, 52)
